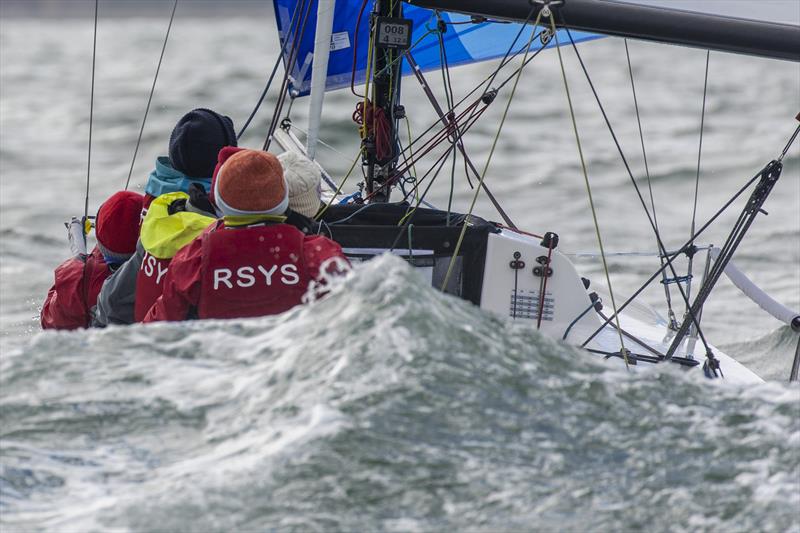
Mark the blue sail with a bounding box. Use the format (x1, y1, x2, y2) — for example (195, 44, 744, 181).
(273, 0, 601, 97)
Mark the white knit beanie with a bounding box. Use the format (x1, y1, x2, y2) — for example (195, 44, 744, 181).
(278, 151, 322, 218)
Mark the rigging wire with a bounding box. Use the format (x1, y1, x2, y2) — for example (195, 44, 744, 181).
(397, 130, 465, 227)
(287, 123, 356, 164)
(349, 0, 372, 98)
(263, 0, 314, 151)
(439, 8, 545, 293)
(562, 26, 712, 357)
(462, 6, 536, 126)
(583, 117, 800, 354)
(314, 150, 362, 221)
(237, 0, 303, 140)
(686, 51, 711, 307)
(124, 0, 178, 191)
(365, 97, 488, 202)
(379, 38, 551, 197)
(552, 18, 628, 365)
(624, 38, 678, 330)
(779, 116, 800, 161)
(580, 162, 774, 349)
(381, 27, 547, 176)
(435, 14, 458, 225)
(404, 116, 420, 203)
(84, 0, 99, 220)
(404, 50, 516, 227)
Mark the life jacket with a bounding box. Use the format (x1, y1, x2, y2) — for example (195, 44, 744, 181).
(41, 248, 110, 330)
(196, 222, 311, 319)
(134, 191, 216, 321)
(82, 249, 112, 324)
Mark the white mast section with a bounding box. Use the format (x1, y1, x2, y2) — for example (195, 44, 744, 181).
(307, 0, 336, 160)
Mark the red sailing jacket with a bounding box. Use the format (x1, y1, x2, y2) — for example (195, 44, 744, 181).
(41, 247, 112, 330)
(143, 222, 348, 322)
(134, 253, 172, 322)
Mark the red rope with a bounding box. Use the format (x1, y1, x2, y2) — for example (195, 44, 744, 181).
(353, 100, 392, 161)
(362, 100, 489, 202)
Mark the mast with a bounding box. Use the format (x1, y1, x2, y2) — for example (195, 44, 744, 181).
(406, 0, 800, 62)
(307, 0, 337, 160)
(364, 0, 406, 202)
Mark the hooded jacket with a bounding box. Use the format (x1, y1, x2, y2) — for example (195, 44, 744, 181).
(41, 248, 112, 330)
(93, 191, 216, 326)
(143, 156, 212, 212)
(142, 218, 348, 322)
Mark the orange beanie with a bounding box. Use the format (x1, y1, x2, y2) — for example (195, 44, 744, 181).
(214, 150, 288, 216)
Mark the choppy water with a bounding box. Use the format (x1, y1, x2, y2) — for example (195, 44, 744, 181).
(2, 256, 799, 531)
(1, 12, 799, 532)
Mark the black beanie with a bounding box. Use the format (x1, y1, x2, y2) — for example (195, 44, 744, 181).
(168, 108, 237, 178)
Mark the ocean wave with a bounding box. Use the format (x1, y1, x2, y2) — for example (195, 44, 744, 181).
(1, 255, 798, 532)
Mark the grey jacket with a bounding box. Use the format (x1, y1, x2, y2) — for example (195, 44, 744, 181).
(93, 240, 145, 327)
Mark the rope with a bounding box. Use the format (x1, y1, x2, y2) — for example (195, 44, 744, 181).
(624, 39, 677, 329)
(389, 34, 550, 189)
(84, 0, 99, 220)
(580, 163, 771, 349)
(686, 51, 710, 306)
(404, 116, 419, 203)
(349, 0, 372, 98)
(440, 9, 544, 292)
(562, 27, 711, 356)
(460, 6, 537, 136)
(397, 136, 461, 227)
(353, 100, 392, 160)
(124, 0, 177, 191)
(436, 19, 458, 226)
(238, 0, 303, 139)
(387, 23, 546, 177)
(552, 18, 628, 366)
(562, 301, 597, 340)
(314, 150, 362, 221)
(779, 120, 800, 161)
(263, 0, 314, 151)
(364, 97, 486, 202)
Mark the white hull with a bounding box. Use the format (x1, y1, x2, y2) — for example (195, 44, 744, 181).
(477, 228, 762, 383)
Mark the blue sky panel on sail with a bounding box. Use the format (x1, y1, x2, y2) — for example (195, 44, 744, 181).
(272, 0, 600, 97)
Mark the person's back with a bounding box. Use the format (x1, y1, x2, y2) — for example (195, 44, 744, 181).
(144, 149, 347, 322)
(142, 108, 237, 214)
(41, 191, 143, 329)
(93, 187, 217, 326)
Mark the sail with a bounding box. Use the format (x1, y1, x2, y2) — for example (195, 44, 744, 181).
(407, 0, 800, 62)
(273, 0, 600, 97)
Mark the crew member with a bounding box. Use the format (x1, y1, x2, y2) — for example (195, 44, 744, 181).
(213, 146, 323, 231)
(93, 185, 216, 326)
(143, 149, 348, 322)
(41, 191, 144, 329)
(142, 108, 237, 215)
(278, 150, 323, 218)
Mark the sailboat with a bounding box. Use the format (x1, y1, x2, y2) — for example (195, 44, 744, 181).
(252, 0, 800, 384)
(63, 0, 797, 381)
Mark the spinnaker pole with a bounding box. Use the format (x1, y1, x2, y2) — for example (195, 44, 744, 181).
(406, 0, 800, 62)
(307, 0, 336, 160)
